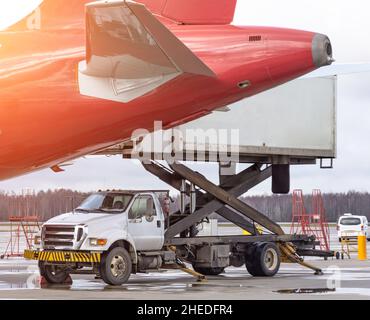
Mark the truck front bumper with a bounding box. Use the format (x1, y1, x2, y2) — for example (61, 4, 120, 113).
(24, 250, 101, 263)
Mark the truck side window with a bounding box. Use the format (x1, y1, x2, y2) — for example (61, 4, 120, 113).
(145, 197, 156, 217)
(129, 196, 156, 219)
(129, 197, 141, 219)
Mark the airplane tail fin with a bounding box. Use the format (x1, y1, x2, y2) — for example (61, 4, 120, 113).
(135, 0, 237, 25)
(79, 0, 215, 103)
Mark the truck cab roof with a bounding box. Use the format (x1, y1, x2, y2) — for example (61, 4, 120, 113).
(96, 189, 170, 196)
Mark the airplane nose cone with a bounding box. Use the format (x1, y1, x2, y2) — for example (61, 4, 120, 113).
(312, 34, 334, 67)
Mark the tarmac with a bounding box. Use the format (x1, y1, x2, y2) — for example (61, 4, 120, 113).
(0, 226, 368, 300)
(0, 258, 369, 299)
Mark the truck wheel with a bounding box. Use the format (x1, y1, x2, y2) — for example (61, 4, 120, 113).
(245, 244, 259, 276)
(38, 261, 70, 284)
(100, 247, 132, 285)
(192, 266, 225, 276)
(246, 242, 280, 277)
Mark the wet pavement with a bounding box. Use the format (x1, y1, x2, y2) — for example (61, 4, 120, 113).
(0, 225, 368, 299)
(0, 258, 369, 299)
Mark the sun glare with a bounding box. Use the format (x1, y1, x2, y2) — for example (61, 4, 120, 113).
(0, 0, 43, 31)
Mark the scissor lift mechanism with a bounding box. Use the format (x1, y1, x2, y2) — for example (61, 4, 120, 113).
(142, 160, 333, 275)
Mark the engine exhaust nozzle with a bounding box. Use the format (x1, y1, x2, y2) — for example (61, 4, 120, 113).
(312, 33, 334, 67)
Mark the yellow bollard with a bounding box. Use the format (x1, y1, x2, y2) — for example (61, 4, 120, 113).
(358, 234, 367, 261)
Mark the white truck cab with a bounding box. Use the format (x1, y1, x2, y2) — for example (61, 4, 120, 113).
(337, 213, 369, 241)
(28, 190, 171, 285)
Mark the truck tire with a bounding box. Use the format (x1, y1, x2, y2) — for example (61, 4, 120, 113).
(192, 266, 225, 276)
(245, 244, 259, 276)
(38, 261, 70, 284)
(100, 247, 132, 285)
(245, 242, 280, 277)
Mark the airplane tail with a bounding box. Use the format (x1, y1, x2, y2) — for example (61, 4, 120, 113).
(79, 0, 215, 103)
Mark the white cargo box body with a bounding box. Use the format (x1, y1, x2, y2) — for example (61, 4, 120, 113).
(173, 76, 336, 159)
(99, 76, 336, 161)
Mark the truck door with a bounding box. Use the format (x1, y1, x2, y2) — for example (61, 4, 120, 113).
(127, 195, 164, 250)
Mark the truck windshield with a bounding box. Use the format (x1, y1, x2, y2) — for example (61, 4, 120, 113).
(76, 193, 133, 213)
(340, 217, 361, 225)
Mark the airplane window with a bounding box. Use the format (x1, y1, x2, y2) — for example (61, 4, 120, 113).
(0, 0, 43, 31)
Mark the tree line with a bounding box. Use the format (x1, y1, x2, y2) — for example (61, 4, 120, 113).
(0, 189, 87, 222)
(0, 189, 369, 222)
(240, 191, 370, 222)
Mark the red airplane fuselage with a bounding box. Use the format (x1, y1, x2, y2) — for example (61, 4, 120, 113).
(0, 0, 332, 181)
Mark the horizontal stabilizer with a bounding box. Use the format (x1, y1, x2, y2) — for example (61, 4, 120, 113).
(79, 0, 215, 103)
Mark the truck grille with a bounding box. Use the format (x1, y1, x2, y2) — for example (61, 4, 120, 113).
(43, 225, 76, 249)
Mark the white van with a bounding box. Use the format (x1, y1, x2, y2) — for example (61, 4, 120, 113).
(337, 213, 369, 241)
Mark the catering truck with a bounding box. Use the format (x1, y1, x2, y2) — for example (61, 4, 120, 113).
(25, 188, 331, 285)
(24, 76, 337, 285)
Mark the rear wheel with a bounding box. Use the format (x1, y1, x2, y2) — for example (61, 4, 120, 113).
(245, 242, 280, 277)
(192, 266, 225, 276)
(39, 261, 70, 284)
(100, 247, 132, 286)
(245, 244, 259, 276)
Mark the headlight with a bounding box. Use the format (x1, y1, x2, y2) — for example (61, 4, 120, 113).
(89, 238, 107, 246)
(34, 235, 41, 245)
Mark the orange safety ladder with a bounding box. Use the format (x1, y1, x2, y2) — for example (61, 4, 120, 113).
(290, 189, 330, 252)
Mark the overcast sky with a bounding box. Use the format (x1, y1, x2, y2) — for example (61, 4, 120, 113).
(0, 0, 370, 195)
